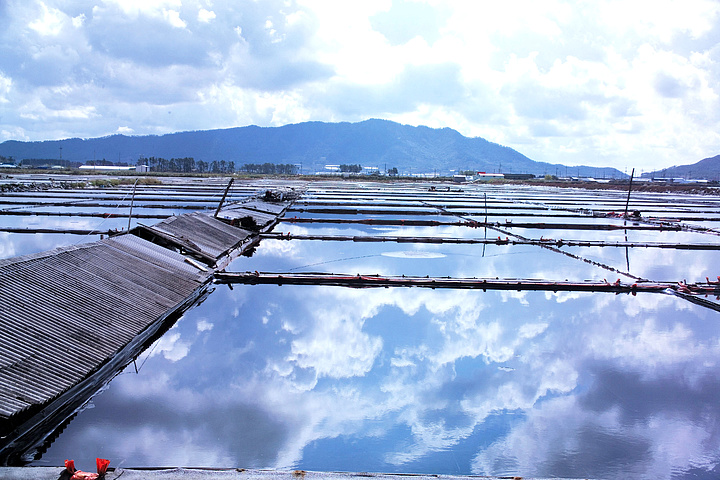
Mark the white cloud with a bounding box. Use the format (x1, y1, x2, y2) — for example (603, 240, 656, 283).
(288, 307, 383, 380)
(196, 319, 214, 332)
(151, 331, 191, 362)
(99, 0, 183, 20)
(72, 13, 86, 28)
(198, 8, 216, 23)
(28, 2, 66, 36)
(2, 0, 720, 170)
(163, 9, 187, 29)
(0, 74, 11, 104)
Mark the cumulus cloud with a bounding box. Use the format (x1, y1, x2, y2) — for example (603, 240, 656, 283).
(287, 307, 383, 381)
(0, 73, 11, 103)
(2, 0, 720, 172)
(198, 8, 216, 23)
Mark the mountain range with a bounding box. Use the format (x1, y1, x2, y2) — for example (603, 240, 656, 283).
(642, 155, 720, 181)
(0, 119, 640, 178)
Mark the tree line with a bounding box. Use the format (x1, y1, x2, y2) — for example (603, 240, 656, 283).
(138, 157, 234, 173)
(239, 163, 298, 174)
(136, 157, 300, 174)
(339, 164, 362, 173)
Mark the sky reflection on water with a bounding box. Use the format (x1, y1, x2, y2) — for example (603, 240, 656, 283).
(38, 279, 720, 479)
(38, 226, 720, 480)
(5, 182, 720, 479)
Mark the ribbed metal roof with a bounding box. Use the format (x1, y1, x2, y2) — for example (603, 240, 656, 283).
(0, 193, 297, 463)
(240, 200, 289, 215)
(138, 212, 253, 263)
(217, 206, 281, 231)
(0, 233, 208, 422)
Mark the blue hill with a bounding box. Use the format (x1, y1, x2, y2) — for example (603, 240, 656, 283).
(0, 119, 624, 177)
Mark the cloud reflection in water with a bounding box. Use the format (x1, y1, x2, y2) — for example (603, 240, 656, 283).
(30, 208, 720, 479)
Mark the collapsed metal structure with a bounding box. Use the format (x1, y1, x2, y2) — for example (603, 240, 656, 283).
(0, 184, 300, 464)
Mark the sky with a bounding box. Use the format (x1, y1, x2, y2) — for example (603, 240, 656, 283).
(1, 0, 720, 171)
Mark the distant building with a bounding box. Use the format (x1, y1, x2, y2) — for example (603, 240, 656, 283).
(503, 173, 535, 180)
(79, 165, 136, 171)
(472, 172, 503, 181)
(136, 165, 150, 173)
(453, 174, 470, 183)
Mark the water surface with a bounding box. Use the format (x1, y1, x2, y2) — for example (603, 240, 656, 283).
(2, 180, 717, 479)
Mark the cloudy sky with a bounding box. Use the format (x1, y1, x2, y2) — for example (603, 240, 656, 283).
(1, 0, 720, 171)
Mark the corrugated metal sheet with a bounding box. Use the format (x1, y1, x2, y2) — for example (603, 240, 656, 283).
(240, 200, 290, 215)
(0, 190, 299, 463)
(0, 235, 209, 422)
(138, 213, 253, 263)
(217, 206, 282, 231)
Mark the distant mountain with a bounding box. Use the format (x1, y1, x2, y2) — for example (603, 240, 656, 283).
(0, 119, 624, 177)
(643, 154, 720, 181)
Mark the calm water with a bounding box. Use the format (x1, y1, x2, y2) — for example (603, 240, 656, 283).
(2, 179, 719, 479)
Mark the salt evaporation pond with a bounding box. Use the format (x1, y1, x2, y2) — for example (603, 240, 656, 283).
(1, 178, 719, 479)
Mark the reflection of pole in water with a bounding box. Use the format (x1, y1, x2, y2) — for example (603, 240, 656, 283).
(625, 245, 631, 272)
(482, 192, 487, 258)
(625, 228, 630, 272)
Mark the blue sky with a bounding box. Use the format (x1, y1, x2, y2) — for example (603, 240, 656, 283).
(1, 0, 720, 171)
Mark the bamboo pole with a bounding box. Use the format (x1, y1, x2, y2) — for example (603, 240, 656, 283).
(213, 271, 720, 297)
(214, 178, 235, 218)
(0, 227, 119, 235)
(624, 168, 635, 218)
(1, 202, 213, 210)
(259, 233, 720, 250)
(0, 211, 170, 219)
(279, 217, 682, 231)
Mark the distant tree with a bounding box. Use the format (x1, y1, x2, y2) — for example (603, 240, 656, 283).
(176, 157, 195, 173)
(228, 161, 235, 173)
(388, 167, 398, 176)
(340, 164, 362, 173)
(240, 163, 298, 175)
(87, 159, 114, 166)
(277, 164, 298, 175)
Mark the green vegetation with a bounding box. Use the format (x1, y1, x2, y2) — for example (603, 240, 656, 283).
(89, 177, 163, 187)
(240, 163, 298, 174)
(339, 164, 362, 173)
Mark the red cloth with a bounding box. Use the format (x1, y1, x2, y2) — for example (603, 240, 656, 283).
(64, 458, 110, 479)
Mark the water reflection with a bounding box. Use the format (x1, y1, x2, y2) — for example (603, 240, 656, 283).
(9, 182, 720, 479)
(38, 268, 720, 479)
